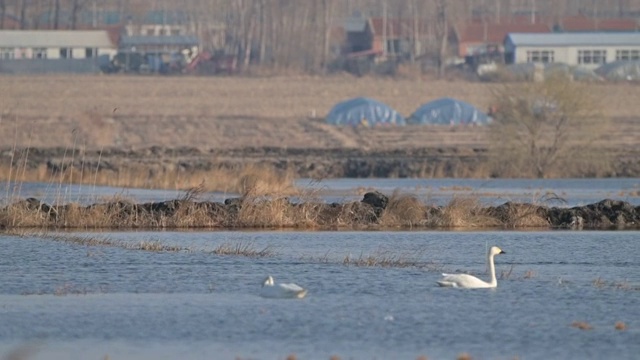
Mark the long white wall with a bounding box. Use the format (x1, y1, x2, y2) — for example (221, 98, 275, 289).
(514, 45, 640, 69)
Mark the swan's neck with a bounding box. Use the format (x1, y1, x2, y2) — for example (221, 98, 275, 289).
(488, 253, 497, 287)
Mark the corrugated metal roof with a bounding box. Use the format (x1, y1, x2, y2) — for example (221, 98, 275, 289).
(506, 32, 640, 46)
(0, 30, 115, 47)
(120, 35, 199, 47)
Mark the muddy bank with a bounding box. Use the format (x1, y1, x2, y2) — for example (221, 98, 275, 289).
(2, 192, 638, 230)
(4, 146, 640, 178)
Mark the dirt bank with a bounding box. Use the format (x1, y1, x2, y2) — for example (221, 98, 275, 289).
(3, 192, 638, 230)
(5, 145, 640, 180)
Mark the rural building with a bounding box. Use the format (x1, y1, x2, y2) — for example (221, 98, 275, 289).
(454, 15, 639, 70)
(455, 20, 551, 58)
(0, 30, 117, 60)
(343, 15, 429, 61)
(119, 35, 199, 53)
(504, 32, 640, 69)
(0, 30, 118, 73)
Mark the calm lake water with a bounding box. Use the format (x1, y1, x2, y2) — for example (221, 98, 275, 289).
(3, 177, 640, 207)
(1, 230, 639, 359)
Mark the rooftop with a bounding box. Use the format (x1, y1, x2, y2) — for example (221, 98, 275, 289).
(0, 30, 115, 47)
(506, 32, 640, 46)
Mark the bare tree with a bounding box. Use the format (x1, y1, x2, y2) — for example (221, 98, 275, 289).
(70, 0, 88, 29)
(0, 0, 6, 29)
(18, 0, 28, 29)
(434, 0, 448, 77)
(488, 77, 611, 178)
(53, 0, 60, 29)
(321, 0, 335, 72)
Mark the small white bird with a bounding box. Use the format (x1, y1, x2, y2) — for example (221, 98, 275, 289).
(259, 275, 308, 299)
(437, 246, 506, 289)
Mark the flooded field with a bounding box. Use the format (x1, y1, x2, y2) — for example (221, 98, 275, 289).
(1, 230, 639, 359)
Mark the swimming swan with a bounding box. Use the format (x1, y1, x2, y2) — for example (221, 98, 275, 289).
(437, 246, 506, 289)
(259, 275, 308, 299)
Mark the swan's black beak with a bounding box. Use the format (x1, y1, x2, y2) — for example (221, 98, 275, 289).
(500, 250, 506, 254)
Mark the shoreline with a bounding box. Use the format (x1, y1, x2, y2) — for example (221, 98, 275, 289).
(2, 192, 638, 231)
(3, 146, 640, 186)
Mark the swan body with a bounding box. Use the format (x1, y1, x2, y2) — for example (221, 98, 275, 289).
(437, 246, 506, 289)
(260, 275, 308, 299)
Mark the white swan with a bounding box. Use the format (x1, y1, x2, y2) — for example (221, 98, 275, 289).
(437, 246, 506, 289)
(259, 275, 308, 299)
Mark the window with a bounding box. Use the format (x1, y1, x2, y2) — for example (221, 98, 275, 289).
(60, 48, 71, 58)
(33, 48, 47, 59)
(578, 50, 607, 65)
(170, 28, 181, 36)
(85, 48, 96, 58)
(159, 28, 167, 36)
(146, 28, 155, 36)
(0, 48, 14, 59)
(526, 50, 554, 63)
(616, 49, 640, 61)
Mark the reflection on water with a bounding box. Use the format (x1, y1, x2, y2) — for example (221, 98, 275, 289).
(2, 178, 639, 207)
(1, 230, 639, 359)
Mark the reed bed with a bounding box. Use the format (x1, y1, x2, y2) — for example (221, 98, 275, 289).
(342, 250, 421, 268)
(14, 232, 278, 259)
(210, 242, 274, 257)
(0, 153, 296, 195)
(592, 277, 640, 291)
(2, 183, 638, 230)
(43, 234, 188, 252)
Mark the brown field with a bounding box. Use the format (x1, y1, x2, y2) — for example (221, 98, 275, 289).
(1, 74, 639, 151)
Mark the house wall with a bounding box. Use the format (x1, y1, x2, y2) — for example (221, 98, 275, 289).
(1, 46, 116, 59)
(512, 44, 640, 69)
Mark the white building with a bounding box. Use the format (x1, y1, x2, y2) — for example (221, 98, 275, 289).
(504, 32, 640, 69)
(0, 30, 117, 60)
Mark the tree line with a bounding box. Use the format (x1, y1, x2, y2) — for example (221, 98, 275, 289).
(2, 0, 640, 73)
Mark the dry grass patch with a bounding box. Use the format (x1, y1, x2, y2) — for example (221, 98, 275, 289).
(210, 242, 274, 257)
(571, 321, 594, 330)
(0, 157, 297, 194)
(615, 321, 627, 331)
(342, 250, 421, 268)
(523, 270, 537, 279)
(236, 164, 296, 196)
(232, 197, 302, 228)
(43, 234, 187, 252)
(592, 277, 639, 291)
(22, 232, 277, 259)
(379, 192, 427, 227)
(494, 202, 550, 228)
(431, 197, 501, 228)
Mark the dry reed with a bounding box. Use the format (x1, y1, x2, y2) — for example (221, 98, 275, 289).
(210, 242, 274, 257)
(379, 192, 427, 228)
(0, 161, 296, 195)
(432, 197, 502, 228)
(571, 321, 594, 330)
(342, 250, 420, 268)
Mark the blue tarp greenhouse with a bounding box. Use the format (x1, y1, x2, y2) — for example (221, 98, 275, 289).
(325, 97, 406, 127)
(408, 97, 491, 126)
